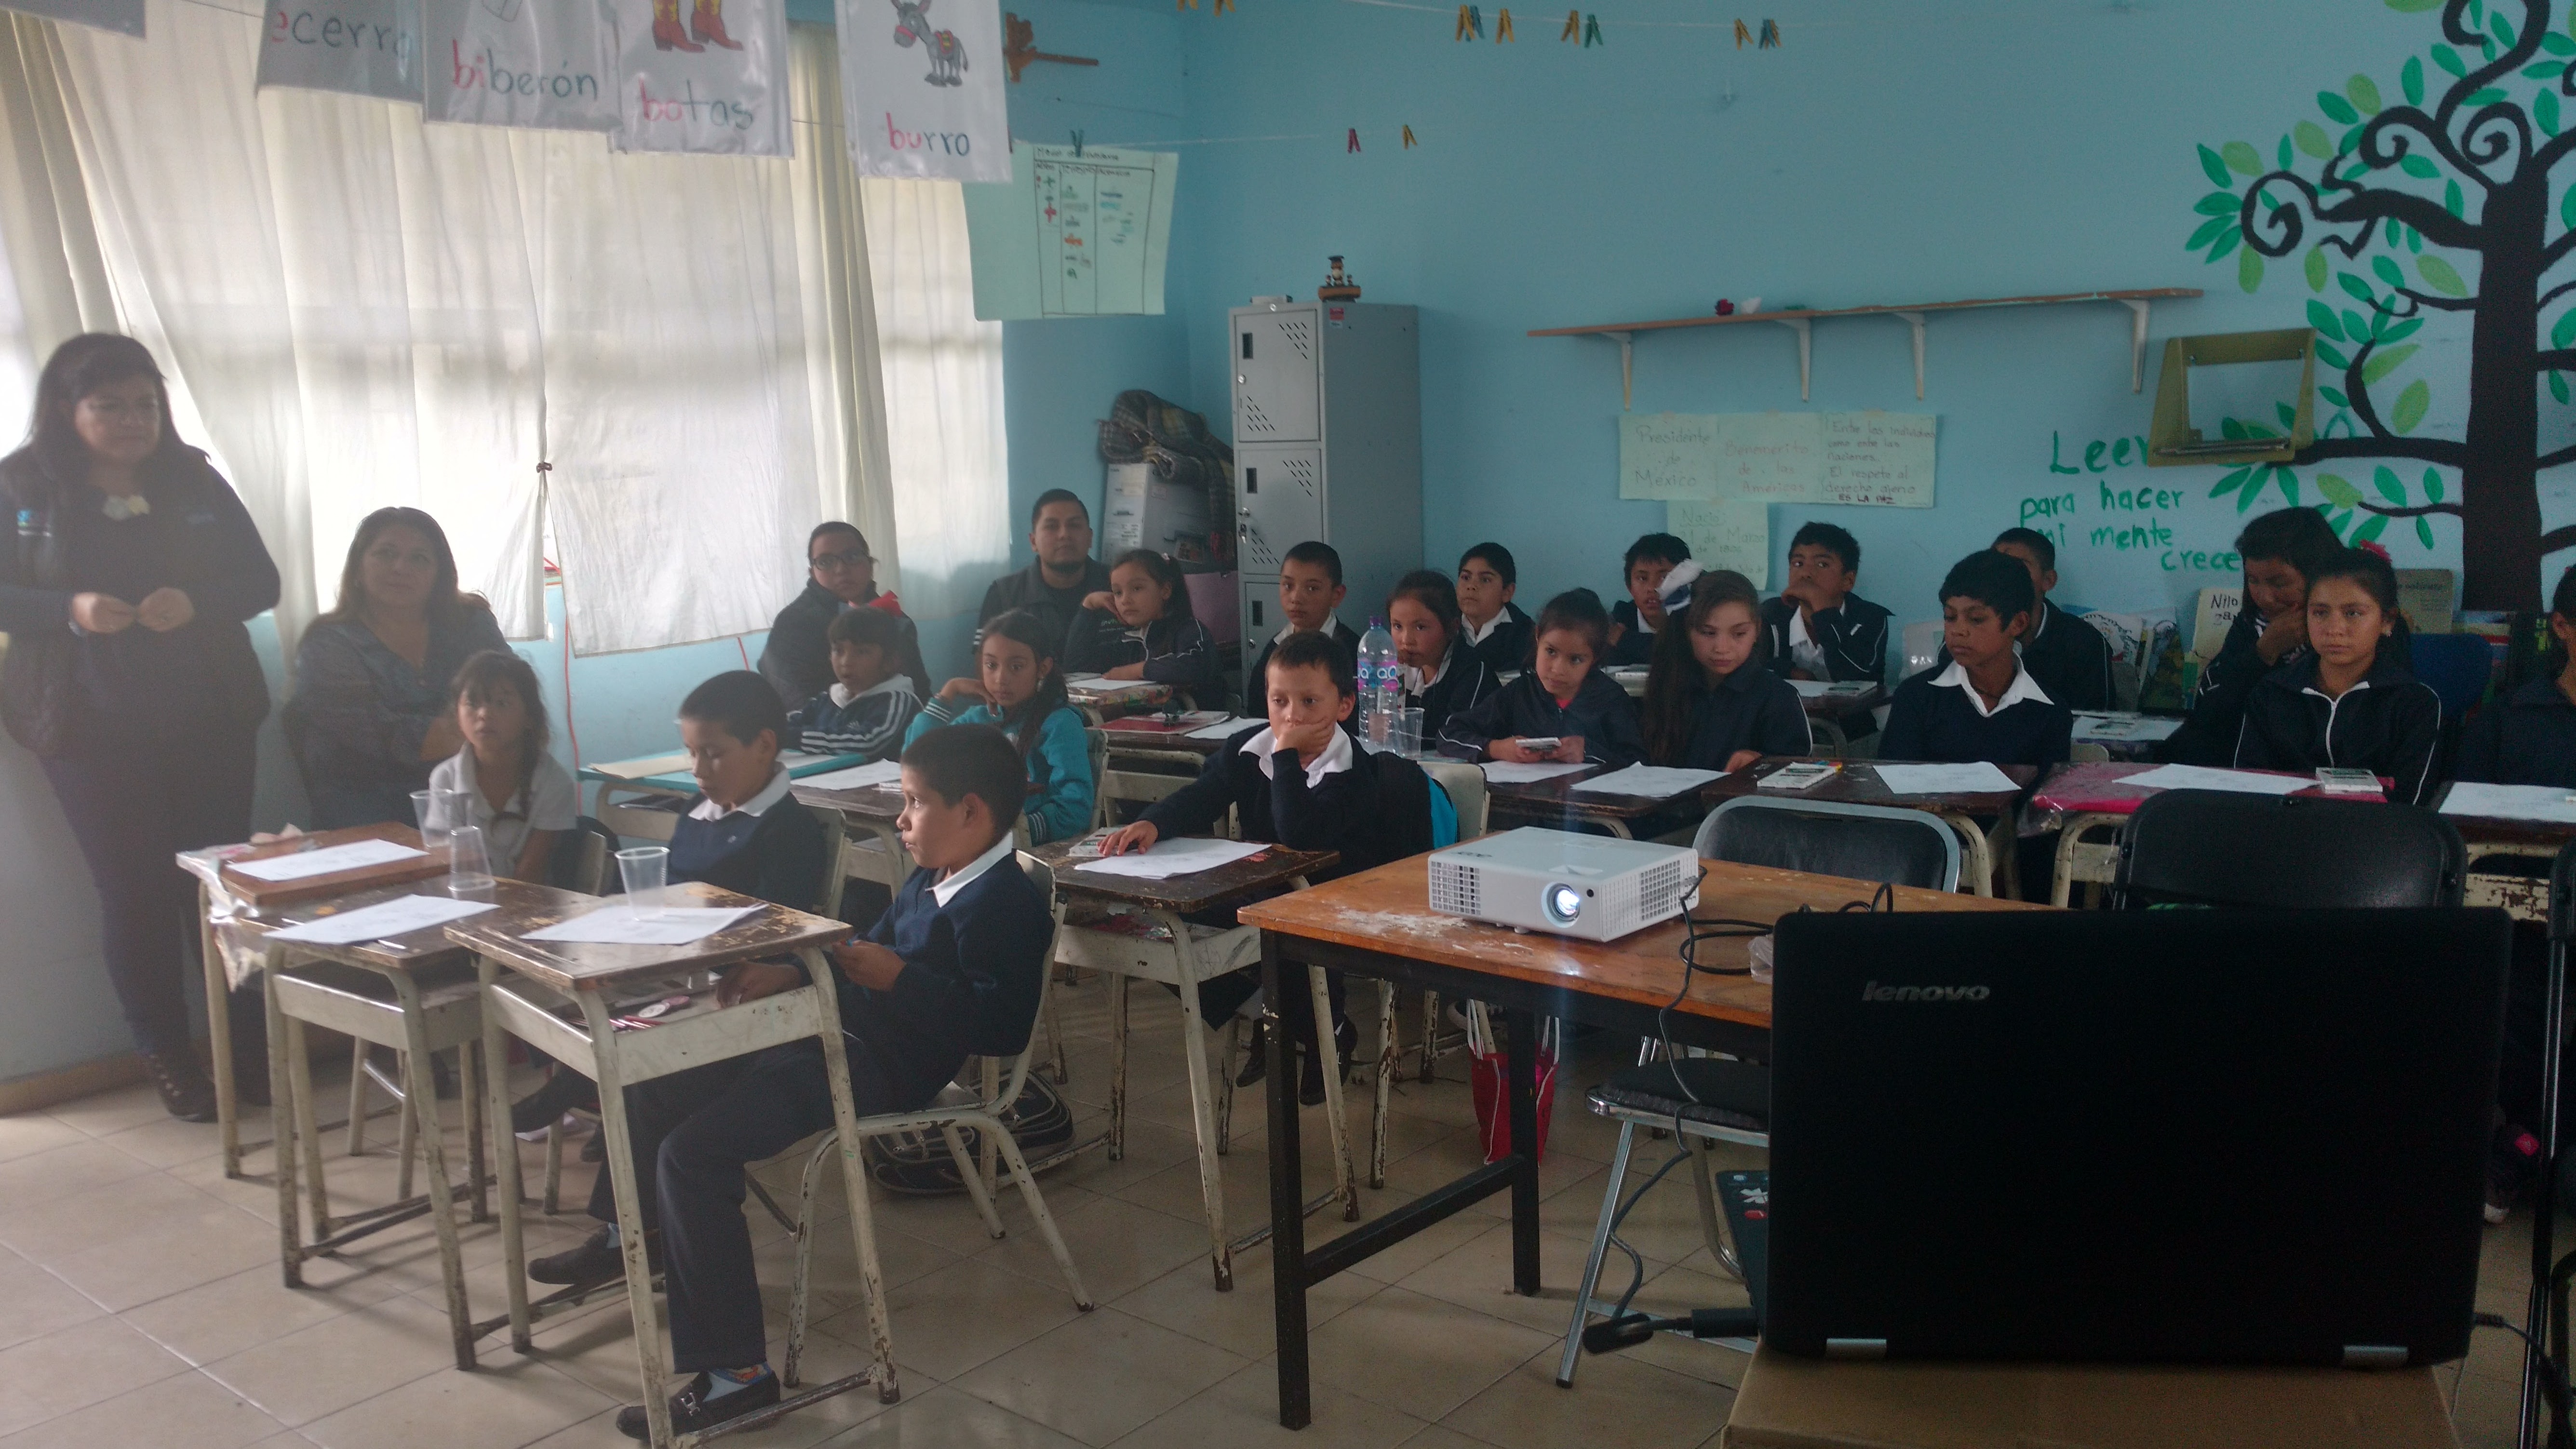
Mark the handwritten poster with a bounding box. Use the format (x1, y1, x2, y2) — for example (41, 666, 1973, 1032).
(0, 0, 141, 35)
(1715, 412, 1825, 502)
(1668, 499, 1772, 588)
(426, 0, 619, 132)
(1819, 411, 1936, 508)
(258, 0, 422, 101)
(1617, 413, 1720, 500)
(964, 141, 1177, 319)
(609, 0, 789, 154)
(836, 0, 1009, 181)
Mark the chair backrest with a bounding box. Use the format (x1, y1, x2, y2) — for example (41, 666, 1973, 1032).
(549, 815, 618, 894)
(1900, 619, 1943, 682)
(2408, 631, 2493, 721)
(1091, 730, 1201, 830)
(806, 804, 849, 919)
(1694, 795, 1961, 893)
(1420, 758, 1490, 840)
(2070, 742, 2111, 764)
(998, 850, 1062, 1111)
(599, 792, 682, 844)
(2115, 790, 2466, 908)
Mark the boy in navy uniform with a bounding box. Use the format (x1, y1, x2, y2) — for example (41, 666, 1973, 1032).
(1760, 522, 1892, 681)
(1606, 533, 1690, 668)
(666, 671, 832, 913)
(1879, 551, 2073, 768)
(1987, 527, 2114, 712)
(1440, 588, 1645, 769)
(1456, 541, 1533, 672)
(1246, 540, 1361, 714)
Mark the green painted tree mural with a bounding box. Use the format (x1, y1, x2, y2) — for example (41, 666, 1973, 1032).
(2185, 0, 2576, 609)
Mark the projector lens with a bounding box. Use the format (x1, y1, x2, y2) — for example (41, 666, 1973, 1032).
(1543, 883, 1582, 925)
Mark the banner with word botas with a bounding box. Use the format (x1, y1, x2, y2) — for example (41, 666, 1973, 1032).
(0, 0, 141, 35)
(426, 0, 618, 133)
(258, 0, 424, 104)
(607, 0, 788, 155)
(834, 0, 1007, 181)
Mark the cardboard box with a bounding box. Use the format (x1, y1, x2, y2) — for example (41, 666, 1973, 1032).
(1721, 1344, 2458, 1449)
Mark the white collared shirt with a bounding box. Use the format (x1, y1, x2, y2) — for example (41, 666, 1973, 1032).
(1238, 723, 1355, 788)
(931, 832, 1018, 907)
(1401, 647, 1453, 697)
(1928, 658, 2054, 719)
(1272, 616, 1342, 646)
(1463, 612, 1505, 647)
(829, 676, 915, 711)
(1786, 609, 1829, 679)
(688, 765, 794, 821)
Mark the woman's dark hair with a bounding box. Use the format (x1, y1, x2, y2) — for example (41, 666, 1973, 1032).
(1109, 548, 1197, 634)
(978, 608, 1069, 767)
(1641, 569, 1767, 764)
(314, 506, 490, 628)
(2306, 546, 2414, 657)
(447, 650, 550, 824)
(1939, 550, 2037, 632)
(1534, 587, 1612, 658)
(2234, 506, 2341, 581)
(25, 334, 188, 486)
(1387, 569, 1462, 658)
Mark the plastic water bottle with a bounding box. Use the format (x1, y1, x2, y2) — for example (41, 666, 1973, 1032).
(1356, 615, 1400, 744)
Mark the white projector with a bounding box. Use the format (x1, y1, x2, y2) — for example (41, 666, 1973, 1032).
(1427, 827, 1700, 942)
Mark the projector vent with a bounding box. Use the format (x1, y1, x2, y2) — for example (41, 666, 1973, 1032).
(1636, 857, 1690, 916)
(1429, 859, 1480, 917)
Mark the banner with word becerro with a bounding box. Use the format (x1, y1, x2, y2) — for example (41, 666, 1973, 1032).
(0, 0, 141, 35)
(426, 0, 618, 133)
(607, 0, 788, 155)
(257, 0, 423, 104)
(833, 0, 1007, 182)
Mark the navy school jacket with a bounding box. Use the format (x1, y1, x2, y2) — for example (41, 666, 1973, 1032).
(1437, 668, 1646, 768)
(845, 850, 1052, 1113)
(2234, 649, 2442, 805)
(2457, 675, 2576, 790)
(1141, 723, 1436, 882)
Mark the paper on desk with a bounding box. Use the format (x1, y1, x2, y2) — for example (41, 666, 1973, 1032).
(523, 905, 761, 945)
(1787, 679, 1833, 698)
(2118, 763, 2311, 796)
(230, 838, 427, 882)
(1570, 765, 1725, 797)
(1072, 837, 1269, 880)
(1185, 716, 1251, 739)
(1478, 761, 1594, 784)
(1869, 762, 2021, 796)
(2441, 782, 2576, 823)
(2073, 712, 2184, 742)
(268, 895, 498, 946)
(589, 751, 694, 780)
(797, 759, 906, 792)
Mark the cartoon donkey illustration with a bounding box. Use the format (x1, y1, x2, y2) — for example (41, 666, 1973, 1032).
(889, 0, 967, 86)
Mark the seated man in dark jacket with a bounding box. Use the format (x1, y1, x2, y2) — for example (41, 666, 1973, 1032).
(757, 522, 930, 708)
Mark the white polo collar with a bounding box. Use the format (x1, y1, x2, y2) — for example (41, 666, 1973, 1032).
(1272, 616, 1341, 647)
(688, 765, 794, 821)
(1463, 611, 1505, 646)
(931, 832, 1017, 907)
(1930, 658, 2053, 718)
(1239, 724, 1355, 787)
(1402, 646, 1455, 696)
(445, 747, 527, 818)
(830, 676, 916, 710)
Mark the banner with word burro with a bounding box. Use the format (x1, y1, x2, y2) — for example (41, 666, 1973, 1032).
(1667, 500, 1773, 589)
(610, 0, 789, 155)
(0, 0, 140, 35)
(1620, 410, 1936, 509)
(259, 0, 422, 103)
(427, 0, 618, 133)
(834, 0, 1008, 181)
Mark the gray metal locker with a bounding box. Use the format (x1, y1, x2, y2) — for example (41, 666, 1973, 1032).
(1229, 300, 1422, 644)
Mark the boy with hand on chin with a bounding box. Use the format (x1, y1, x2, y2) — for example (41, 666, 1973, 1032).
(1605, 533, 1690, 667)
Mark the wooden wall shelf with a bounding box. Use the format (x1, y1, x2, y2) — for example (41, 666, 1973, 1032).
(1528, 288, 2205, 408)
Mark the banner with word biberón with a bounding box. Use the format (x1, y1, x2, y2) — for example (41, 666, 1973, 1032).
(834, 0, 1007, 181)
(607, 0, 788, 155)
(257, 0, 423, 103)
(426, 0, 618, 132)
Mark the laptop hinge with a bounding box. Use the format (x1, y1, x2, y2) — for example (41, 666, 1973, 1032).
(2341, 1344, 2407, 1369)
(1824, 1338, 1887, 1360)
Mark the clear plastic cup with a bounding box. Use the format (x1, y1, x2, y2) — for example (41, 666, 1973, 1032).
(617, 845, 670, 919)
(412, 790, 444, 848)
(1395, 707, 1425, 757)
(446, 824, 496, 897)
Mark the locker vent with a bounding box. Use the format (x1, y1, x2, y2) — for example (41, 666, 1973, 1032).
(1275, 456, 1320, 498)
(1240, 397, 1279, 438)
(1275, 318, 1315, 363)
(1428, 859, 1480, 917)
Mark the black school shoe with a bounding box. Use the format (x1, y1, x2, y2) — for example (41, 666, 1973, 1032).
(1298, 1017, 1360, 1107)
(529, 1223, 661, 1286)
(616, 1370, 780, 1441)
(142, 1050, 217, 1122)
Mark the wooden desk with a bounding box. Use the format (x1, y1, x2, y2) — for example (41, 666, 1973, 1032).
(2431, 784, 2575, 925)
(1066, 678, 1175, 719)
(453, 886, 891, 1448)
(794, 778, 916, 890)
(1478, 764, 1706, 840)
(1239, 856, 2045, 1429)
(1794, 682, 1887, 755)
(1708, 758, 2039, 897)
(1097, 716, 1245, 758)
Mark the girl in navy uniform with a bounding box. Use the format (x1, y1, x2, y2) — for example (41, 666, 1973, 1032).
(2233, 547, 2441, 805)
(1642, 567, 1811, 772)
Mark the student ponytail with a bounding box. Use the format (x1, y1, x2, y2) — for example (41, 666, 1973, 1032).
(1641, 570, 1765, 764)
(2306, 546, 2413, 659)
(981, 608, 1067, 768)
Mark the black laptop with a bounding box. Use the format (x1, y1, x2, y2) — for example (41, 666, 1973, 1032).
(1762, 908, 2509, 1368)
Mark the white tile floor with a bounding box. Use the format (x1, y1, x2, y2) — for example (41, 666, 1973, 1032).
(0, 978, 2541, 1448)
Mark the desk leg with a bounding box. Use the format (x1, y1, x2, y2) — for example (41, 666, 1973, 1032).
(1371, 981, 1396, 1190)
(479, 959, 536, 1355)
(1162, 910, 1232, 1291)
(1940, 812, 1995, 898)
(1307, 965, 1360, 1222)
(1107, 973, 1129, 1162)
(203, 886, 241, 1179)
(265, 970, 302, 1289)
(585, 992, 673, 1447)
(1503, 1008, 1542, 1297)
(398, 975, 476, 1372)
(1263, 933, 1311, 1431)
(802, 950, 901, 1404)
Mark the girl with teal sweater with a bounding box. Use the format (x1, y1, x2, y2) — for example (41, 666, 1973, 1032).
(906, 608, 1096, 843)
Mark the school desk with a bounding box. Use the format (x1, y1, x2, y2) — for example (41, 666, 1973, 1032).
(1480, 763, 1706, 840)
(1063, 675, 1175, 719)
(1237, 855, 2047, 1430)
(2027, 763, 2392, 909)
(1599, 671, 1885, 755)
(1706, 758, 2041, 898)
(1030, 839, 1355, 1291)
(451, 884, 888, 1449)
(792, 775, 916, 893)
(2430, 781, 2574, 926)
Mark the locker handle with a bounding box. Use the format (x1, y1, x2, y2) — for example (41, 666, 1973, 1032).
(1244, 467, 1257, 493)
(1251, 601, 1263, 627)
(1241, 332, 1253, 360)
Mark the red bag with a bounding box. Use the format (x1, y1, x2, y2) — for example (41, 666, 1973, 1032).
(1466, 1003, 1557, 1165)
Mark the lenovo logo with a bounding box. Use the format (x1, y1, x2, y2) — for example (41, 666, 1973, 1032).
(1861, 981, 1990, 1003)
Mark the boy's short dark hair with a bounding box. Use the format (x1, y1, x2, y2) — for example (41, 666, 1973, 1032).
(899, 724, 1025, 841)
(1282, 540, 1344, 586)
(826, 605, 903, 651)
(1265, 628, 1356, 698)
(2234, 506, 2341, 577)
(1535, 587, 1613, 657)
(1789, 522, 1861, 574)
(1939, 550, 2037, 625)
(808, 520, 869, 560)
(680, 670, 789, 749)
(1031, 488, 1088, 527)
(1991, 526, 2057, 573)
(1459, 541, 1517, 588)
(1622, 533, 1691, 577)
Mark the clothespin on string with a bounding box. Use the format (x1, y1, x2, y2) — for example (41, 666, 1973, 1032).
(1559, 8, 1578, 40)
(1347, 128, 1362, 152)
(1495, 7, 1513, 39)
(1213, 0, 1233, 13)
(1402, 124, 1418, 147)
(1454, 4, 1480, 39)
(1758, 18, 1779, 46)
(1070, 129, 1084, 156)
(1582, 12, 1602, 45)
(1732, 18, 1748, 47)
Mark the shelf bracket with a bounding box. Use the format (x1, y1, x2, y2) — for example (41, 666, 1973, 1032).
(1602, 331, 1635, 410)
(1774, 317, 1812, 402)
(2122, 299, 2152, 393)
(1892, 312, 1926, 400)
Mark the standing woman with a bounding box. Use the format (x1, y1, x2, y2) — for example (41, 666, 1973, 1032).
(0, 334, 280, 1120)
(286, 508, 507, 829)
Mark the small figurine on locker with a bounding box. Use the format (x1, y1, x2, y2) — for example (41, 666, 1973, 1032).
(1319, 257, 1362, 302)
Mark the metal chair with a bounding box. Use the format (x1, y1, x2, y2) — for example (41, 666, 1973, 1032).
(2114, 790, 2466, 909)
(1404, 759, 1490, 1087)
(1092, 731, 1206, 830)
(1556, 794, 1959, 1388)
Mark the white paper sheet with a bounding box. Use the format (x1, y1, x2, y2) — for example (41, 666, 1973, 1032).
(1072, 837, 1270, 880)
(797, 760, 907, 792)
(590, 751, 694, 780)
(1186, 717, 1251, 739)
(2118, 763, 2312, 796)
(230, 838, 428, 883)
(1478, 762, 1595, 784)
(1869, 762, 2021, 796)
(268, 895, 498, 946)
(523, 905, 762, 945)
(1570, 765, 1725, 797)
(2441, 782, 2576, 823)
(1788, 680, 1832, 698)
(2073, 712, 2185, 742)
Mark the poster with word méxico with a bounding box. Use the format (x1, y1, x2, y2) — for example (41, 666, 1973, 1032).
(0, 0, 140, 34)
(426, 0, 619, 133)
(836, 0, 1008, 181)
(609, 0, 789, 155)
(1616, 413, 1718, 502)
(258, 0, 423, 102)
(1668, 499, 1772, 588)
(963, 141, 1178, 320)
(1619, 411, 1936, 509)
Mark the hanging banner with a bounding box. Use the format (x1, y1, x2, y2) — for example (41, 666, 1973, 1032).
(0, 0, 142, 36)
(607, 0, 789, 155)
(256, 0, 424, 103)
(426, 0, 618, 133)
(834, 0, 1009, 182)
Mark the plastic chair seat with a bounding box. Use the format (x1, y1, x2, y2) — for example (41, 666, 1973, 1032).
(1588, 1059, 1771, 1136)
